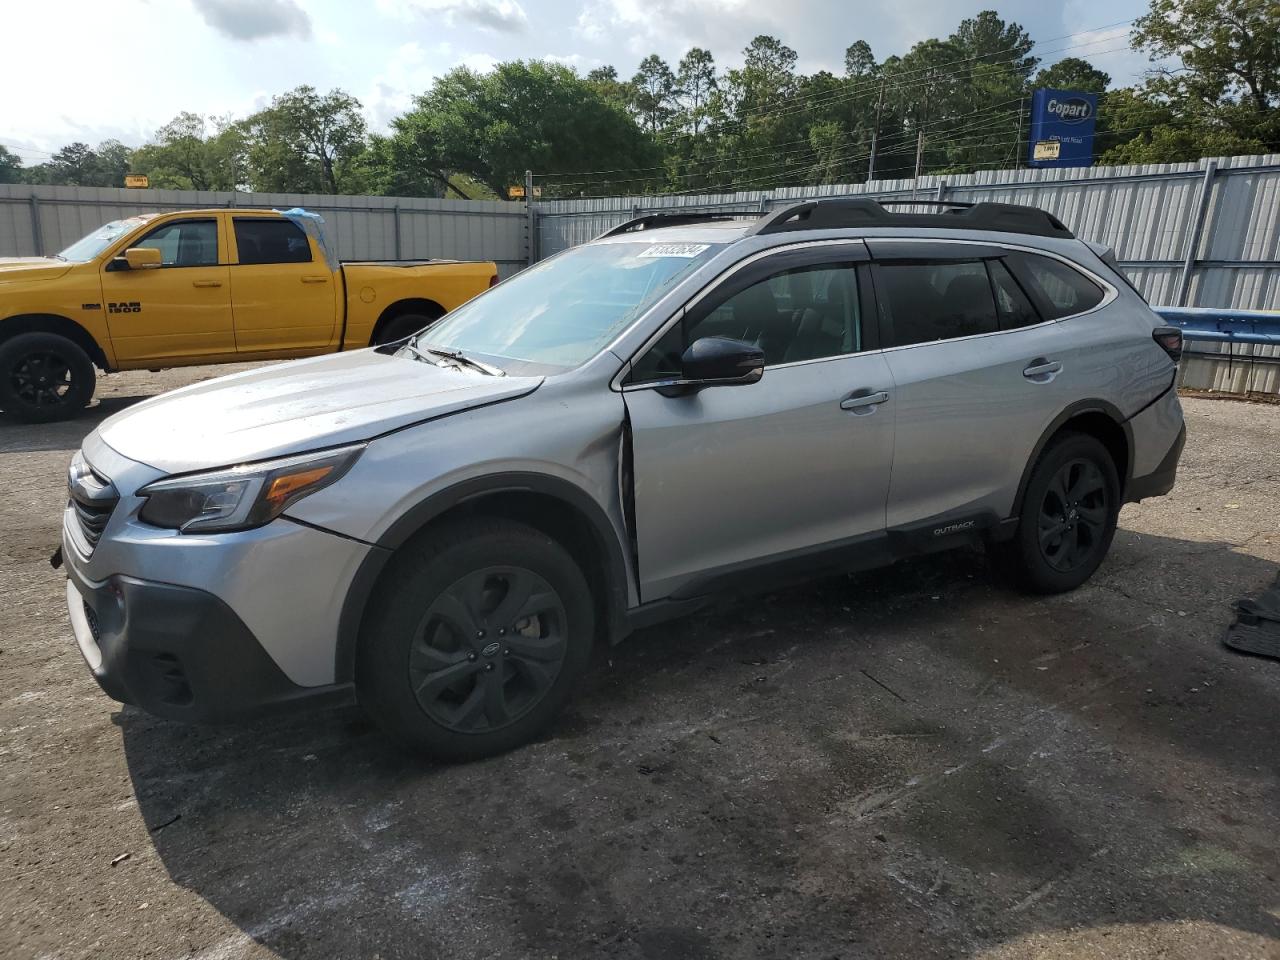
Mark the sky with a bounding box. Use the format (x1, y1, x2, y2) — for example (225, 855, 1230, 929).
(1, 0, 1158, 163)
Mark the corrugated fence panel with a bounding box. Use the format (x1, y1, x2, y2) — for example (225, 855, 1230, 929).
(0, 185, 528, 271)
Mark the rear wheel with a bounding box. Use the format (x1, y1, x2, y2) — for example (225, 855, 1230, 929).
(371, 310, 441, 347)
(0, 332, 96, 423)
(356, 518, 594, 761)
(1000, 432, 1120, 594)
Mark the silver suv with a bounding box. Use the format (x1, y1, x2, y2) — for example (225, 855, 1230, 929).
(60, 199, 1186, 759)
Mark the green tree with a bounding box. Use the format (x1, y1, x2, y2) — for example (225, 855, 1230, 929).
(631, 55, 679, 134)
(675, 48, 718, 135)
(844, 40, 877, 79)
(130, 113, 245, 190)
(0, 145, 25, 184)
(585, 66, 634, 111)
(1034, 57, 1111, 93)
(240, 86, 369, 194)
(1131, 0, 1279, 152)
(388, 61, 659, 199)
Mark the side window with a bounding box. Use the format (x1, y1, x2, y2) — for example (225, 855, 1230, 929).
(875, 260, 999, 347)
(234, 219, 312, 265)
(988, 259, 1041, 330)
(133, 220, 218, 267)
(1009, 253, 1105, 320)
(627, 261, 862, 384)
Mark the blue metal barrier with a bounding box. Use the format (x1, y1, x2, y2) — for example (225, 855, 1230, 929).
(1152, 306, 1280, 346)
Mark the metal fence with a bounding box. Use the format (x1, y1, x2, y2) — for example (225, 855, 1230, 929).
(534, 153, 1280, 396)
(0, 184, 531, 277)
(534, 153, 1280, 311)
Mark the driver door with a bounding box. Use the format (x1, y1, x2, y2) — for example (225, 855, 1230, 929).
(622, 243, 896, 602)
(99, 215, 234, 363)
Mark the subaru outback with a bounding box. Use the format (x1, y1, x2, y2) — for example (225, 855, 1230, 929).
(59, 199, 1186, 760)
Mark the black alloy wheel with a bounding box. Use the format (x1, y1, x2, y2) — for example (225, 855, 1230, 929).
(409, 565, 568, 733)
(1037, 458, 1110, 572)
(0, 332, 96, 423)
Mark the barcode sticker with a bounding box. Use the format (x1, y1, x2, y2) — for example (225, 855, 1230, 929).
(637, 243, 710, 258)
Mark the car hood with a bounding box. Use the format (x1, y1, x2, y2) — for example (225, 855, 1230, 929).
(96, 349, 543, 474)
(0, 257, 74, 283)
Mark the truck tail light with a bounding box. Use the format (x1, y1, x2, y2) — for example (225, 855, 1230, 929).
(1152, 326, 1183, 362)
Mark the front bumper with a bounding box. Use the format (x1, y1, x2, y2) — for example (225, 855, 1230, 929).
(65, 561, 354, 721)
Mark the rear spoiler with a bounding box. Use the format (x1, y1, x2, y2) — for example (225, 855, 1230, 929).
(1084, 240, 1147, 303)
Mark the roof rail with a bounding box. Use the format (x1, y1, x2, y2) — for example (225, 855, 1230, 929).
(595, 211, 755, 239)
(748, 198, 1074, 240)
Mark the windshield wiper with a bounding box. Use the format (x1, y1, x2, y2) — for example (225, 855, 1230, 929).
(421, 345, 505, 377)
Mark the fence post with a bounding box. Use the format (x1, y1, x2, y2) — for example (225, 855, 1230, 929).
(28, 194, 43, 256)
(1176, 158, 1219, 307)
(935, 180, 948, 203)
(393, 205, 402, 260)
(525, 169, 536, 267)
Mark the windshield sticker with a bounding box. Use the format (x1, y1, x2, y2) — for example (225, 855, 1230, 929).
(637, 243, 710, 259)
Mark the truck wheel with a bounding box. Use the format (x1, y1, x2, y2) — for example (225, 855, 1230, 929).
(998, 431, 1120, 594)
(0, 332, 96, 423)
(372, 311, 440, 346)
(356, 518, 595, 761)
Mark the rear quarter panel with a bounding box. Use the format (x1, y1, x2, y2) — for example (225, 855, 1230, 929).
(341, 261, 497, 347)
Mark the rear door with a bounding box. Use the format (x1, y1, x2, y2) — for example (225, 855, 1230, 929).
(228, 217, 338, 353)
(869, 240, 1078, 530)
(99, 215, 234, 362)
(623, 243, 896, 601)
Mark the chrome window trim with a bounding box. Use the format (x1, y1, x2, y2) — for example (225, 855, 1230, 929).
(609, 238, 869, 392)
(613, 236, 1120, 390)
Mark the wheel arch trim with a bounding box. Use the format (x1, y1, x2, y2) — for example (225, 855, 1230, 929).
(1010, 398, 1135, 518)
(333, 471, 631, 684)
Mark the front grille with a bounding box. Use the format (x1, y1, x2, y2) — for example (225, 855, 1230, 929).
(68, 454, 118, 554)
(71, 497, 114, 549)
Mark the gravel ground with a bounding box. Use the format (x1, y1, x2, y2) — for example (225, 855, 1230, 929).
(2, 368, 1279, 960)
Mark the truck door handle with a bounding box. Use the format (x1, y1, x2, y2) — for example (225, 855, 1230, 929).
(191, 280, 222, 288)
(1023, 358, 1062, 381)
(301, 275, 329, 284)
(840, 390, 889, 413)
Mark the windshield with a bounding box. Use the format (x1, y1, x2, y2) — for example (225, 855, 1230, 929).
(57, 217, 150, 262)
(413, 239, 725, 370)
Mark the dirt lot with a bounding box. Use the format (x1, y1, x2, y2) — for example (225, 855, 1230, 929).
(2, 368, 1279, 960)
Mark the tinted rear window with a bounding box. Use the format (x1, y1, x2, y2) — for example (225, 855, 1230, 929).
(234, 219, 312, 265)
(1010, 253, 1105, 320)
(876, 260, 999, 347)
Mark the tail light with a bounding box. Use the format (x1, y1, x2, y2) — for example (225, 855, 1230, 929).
(488, 274, 499, 288)
(1152, 326, 1183, 362)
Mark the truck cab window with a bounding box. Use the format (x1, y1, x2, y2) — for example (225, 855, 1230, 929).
(134, 220, 218, 268)
(234, 219, 312, 265)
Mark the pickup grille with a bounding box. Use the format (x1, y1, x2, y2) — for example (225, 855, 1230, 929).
(68, 456, 118, 554)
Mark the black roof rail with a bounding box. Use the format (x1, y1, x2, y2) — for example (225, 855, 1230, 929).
(595, 211, 756, 239)
(748, 198, 1074, 240)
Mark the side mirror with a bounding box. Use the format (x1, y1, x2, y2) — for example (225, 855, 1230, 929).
(677, 336, 764, 388)
(115, 247, 163, 271)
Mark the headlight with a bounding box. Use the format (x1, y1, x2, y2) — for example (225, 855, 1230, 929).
(137, 444, 364, 533)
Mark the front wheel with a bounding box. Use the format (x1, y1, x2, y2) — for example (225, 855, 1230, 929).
(999, 432, 1120, 594)
(0, 332, 96, 423)
(356, 518, 595, 761)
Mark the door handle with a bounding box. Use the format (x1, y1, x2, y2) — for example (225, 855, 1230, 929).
(301, 275, 329, 284)
(191, 279, 222, 288)
(1023, 358, 1063, 381)
(840, 390, 889, 412)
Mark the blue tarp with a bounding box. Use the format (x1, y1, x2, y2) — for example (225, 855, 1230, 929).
(275, 207, 339, 272)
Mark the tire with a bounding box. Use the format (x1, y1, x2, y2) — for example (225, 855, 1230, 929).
(999, 431, 1120, 594)
(371, 311, 441, 347)
(0, 332, 96, 423)
(356, 518, 595, 761)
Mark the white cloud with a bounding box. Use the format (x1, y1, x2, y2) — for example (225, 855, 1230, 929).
(362, 42, 500, 130)
(191, 0, 312, 41)
(376, 0, 529, 34)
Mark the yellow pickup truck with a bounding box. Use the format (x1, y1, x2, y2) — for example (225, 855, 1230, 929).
(0, 208, 497, 422)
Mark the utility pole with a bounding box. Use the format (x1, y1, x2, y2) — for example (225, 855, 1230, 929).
(913, 78, 930, 186)
(867, 77, 886, 182)
(1014, 96, 1027, 168)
